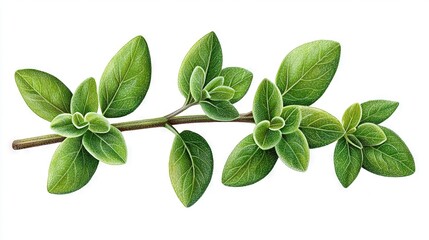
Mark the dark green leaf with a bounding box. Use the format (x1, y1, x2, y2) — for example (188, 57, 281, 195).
(334, 138, 363, 188)
(342, 103, 362, 132)
(276, 40, 341, 106)
(169, 130, 213, 207)
(253, 120, 282, 150)
(280, 105, 301, 134)
(15, 69, 72, 121)
(178, 32, 222, 99)
(85, 112, 110, 134)
(51, 113, 87, 138)
(269, 116, 285, 131)
(363, 127, 415, 177)
(222, 134, 277, 187)
(200, 100, 239, 121)
(71, 77, 98, 115)
(253, 79, 283, 123)
(360, 100, 399, 124)
(275, 130, 310, 172)
(82, 126, 127, 165)
(72, 112, 88, 129)
(47, 137, 98, 194)
(100, 36, 151, 118)
(189, 66, 205, 102)
(220, 67, 253, 103)
(299, 106, 345, 148)
(355, 123, 387, 146)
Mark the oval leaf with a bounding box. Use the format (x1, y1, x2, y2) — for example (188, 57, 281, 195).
(253, 120, 282, 150)
(169, 130, 213, 207)
(362, 127, 415, 177)
(342, 103, 362, 132)
(208, 86, 235, 101)
(200, 100, 239, 121)
(203, 76, 224, 92)
(15, 69, 72, 121)
(72, 112, 88, 129)
(100, 36, 151, 118)
(275, 130, 310, 172)
(48, 137, 99, 194)
(253, 79, 283, 123)
(355, 123, 387, 146)
(269, 116, 285, 131)
(276, 40, 341, 106)
(360, 100, 399, 124)
(300, 106, 345, 148)
(346, 134, 363, 149)
(334, 137, 363, 188)
(51, 113, 87, 138)
(178, 32, 222, 100)
(280, 105, 301, 134)
(189, 66, 205, 102)
(222, 134, 278, 187)
(82, 126, 127, 165)
(71, 77, 98, 115)
(85, 112, 111, 134)
(220, 67, 253, 103)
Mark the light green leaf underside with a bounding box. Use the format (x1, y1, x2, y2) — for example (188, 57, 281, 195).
(342, 103, 362, 131)
(48, 137, 98, 194)
(71, 77, 98, 115)
(100, 35, 151, 118)
(362, 126, 414, 177)
(72, 112, 88, 129)
(276, 40, 341, 106)
(169, 130, 213, 207)
(15, 69, 72, 121)
(208, 86, 235, 101)
(178, 32, 222, 99)
(269, 116, 285, 131)
(253, 79, 283, 123)
(299, 106, 345, 148)
(275, 130, 310, 172)
(334, 137, 363, 188)
(204, 76, 224, 92)
(355, 123, 386, 146)
(51, 113, 87, 138)
(253, 120, 282, 150)
(85, 112, 110, 134)
(220, 67, 253, 103)
(360, 100, 399, 124)
(200, 100, 239, 121)
(222, 134, 277, 187)
(189, 66, 205, 102)
(82, 126, 127, 165)
(280, 105, 301, 134)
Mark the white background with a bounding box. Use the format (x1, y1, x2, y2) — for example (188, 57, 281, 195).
(1, 0, 428, 239)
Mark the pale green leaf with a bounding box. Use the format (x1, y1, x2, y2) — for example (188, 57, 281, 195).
(280, 105, 301, 134)
(346, 134, 363, 149)
(222, 134, 277, 187)
(275, 130, 310, 172)
(334, 137, 363, 188)
(269, 116, 285, 131)
(72, 112, 88, 129)
(342, 103, 362, 132)
(85, 112, 110, 134)
(208, 86, 235, 101)
(276, 40, 341, 106)
(360, 100, 399, 124)
(15, 69, 72, 121)
(71, 77, 98, 115)
(220, 67, 253, 103)
(203, 76, 224, 92)
(363, 127, 415, 177)
(169, 130, 213, 207)
(51, 113, 87, 138)
(100, 36, 151, 118)
(253, 79, 283, 123)
(355, 123, 387, 146)
(189, 66, 205, 102)
(48, 137, 98, 194)
(82, 126, 127, 165)
(200, 100, 239, 121)
(253, 120, 282, 150)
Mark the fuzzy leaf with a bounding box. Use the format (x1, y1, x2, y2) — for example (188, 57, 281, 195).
(189, 66, 205, 102)
(72, 112, 88, 129)
(269, 116, 285, 131)
(51, 113, 87, 138)
(275, 130, 310, 172)
(355, 123, 387, 146)
(342, 103, 362, 132)
(222, 134, 277, 187)
(253, 120, 282, 150)
(208, 86, 235, 101)
(253, 79, 283, 123)
(200, 100, 239, 121)
(71, 77, 98, 115)
(220, 67, 253, 103)
(85, 112, 110, 134)
(334, 137, 363, 188)
(15, 69, 72, 121)
(203, 76, 224, 92)
(169, 130, 213, 207)
(360, 100, 399, 124)
(280, 105, 301, 134)
(100, 36, 151, 118)
(346, 134, 363, 149)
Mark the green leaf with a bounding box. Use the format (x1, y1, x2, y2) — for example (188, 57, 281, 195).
(82, 126, 127, 165)
(269, 116, 285, 131)
(220, 67, 253, 103)
(253, 79, 283, 123)
(334, 137, 363, 188)
(48, 137, 98, 194)
(71, 77, 98, 115)
(72, 112, 88, 129)
(299, 106, 345, 148)
(51, 113, 87, 138)
(169, 130, 213, 207)
(208, 86, 235, 101)
(280, 105, 301, 134)
(222, 134, 277, 187)
(200, 100, 239, 121)
(189, 66, 205, 102)
(203, 76, 224, 92)
(355, 123, 387, 146)
(15, 69, 72, 121)
(178, 32, 222, 99)
(275, 130, 310, 172)
(346, 134, 363, 149)
(253, 120, 282, 150)
(362, 127, 415, 177)
(85, 112, 110, 134)
(100, 36, 151, 118)
(342, 103, 362, 132)
(276, 40, 341, 106)
(360, 100, 399, 124)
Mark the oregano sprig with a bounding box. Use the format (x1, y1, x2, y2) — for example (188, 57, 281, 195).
(12, 32, 415, 207)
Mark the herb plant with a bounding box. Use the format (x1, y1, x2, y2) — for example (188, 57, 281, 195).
(12, 32, 415, 207)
